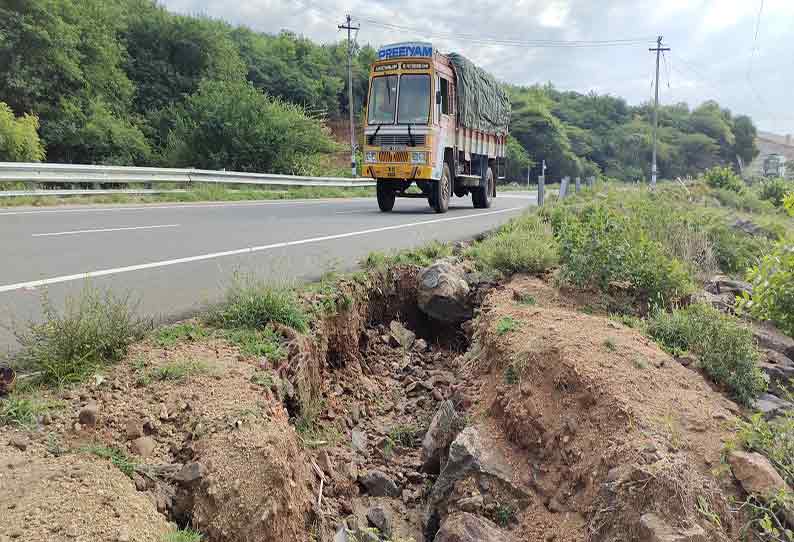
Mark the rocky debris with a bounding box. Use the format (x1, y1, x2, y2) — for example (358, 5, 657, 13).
(754, 393, 794, 419)
(456, 494, 484, 513)
(693, 290, 736, 314)
(752, 322, 794, 360)
(422, 400, 464, 474)
(352, 429, 368, 453)
(418, 261, 473, 323)
(433, 512, 515, 542)
(124, 418, 143, 440)
(317, 450, 335, 479)
(78, 400, 99, 427)
(173, 462, 205, 486)
(366, 505, 393, 537)
(414, 338, 429, 353)
(704, 275, 753, 297)
(639, 513, 707, 542)
(389, 320, 416, 349)
(428, 426, 529, 534)
(130, 436, 156, 457)
(359, 470, 400, 497)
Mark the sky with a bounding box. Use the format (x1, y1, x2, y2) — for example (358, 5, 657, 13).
(161, 0, 794, 136)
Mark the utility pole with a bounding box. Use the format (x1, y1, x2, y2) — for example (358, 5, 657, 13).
(649, 36, 670, 189)
(339, 14, 360, 178)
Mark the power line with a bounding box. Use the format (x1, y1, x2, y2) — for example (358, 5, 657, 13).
(354, 16, 655, 48)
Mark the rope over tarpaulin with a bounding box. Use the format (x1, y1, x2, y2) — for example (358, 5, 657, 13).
(447, 53, 511, 136)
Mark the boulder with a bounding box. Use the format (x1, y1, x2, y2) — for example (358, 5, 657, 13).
(433, 512, 514, 542)
(754, 393, 794, 419)
(732, 218, 771, 238)
(78, 401, 99, 427)
(130, 436, 156, 458)
(728, 451, 790, 499)
(704, 275, 753, 297)
(351, 429, 368, 453)
(389, 321, 416, 349)
(359, 470, 400, 497)
(639, 513, 707, 542)
(422, 400, 464, 474)
(751, 323, 794, 359)
(759, 351, 794, 396)
(418, 262, 473, 323)
(366, 505, 393, 537)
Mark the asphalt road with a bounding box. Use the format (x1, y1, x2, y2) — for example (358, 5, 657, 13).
(0, 192, 535, 353)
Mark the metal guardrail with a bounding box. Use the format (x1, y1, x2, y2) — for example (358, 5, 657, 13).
(0, 162, 375, 196)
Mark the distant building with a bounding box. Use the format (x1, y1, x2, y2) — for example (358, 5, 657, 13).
(748, 131, 794, 179)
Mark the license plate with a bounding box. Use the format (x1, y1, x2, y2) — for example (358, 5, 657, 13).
(386, 166, 397, 176)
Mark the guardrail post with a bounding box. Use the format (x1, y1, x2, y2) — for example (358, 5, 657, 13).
(560, 176, 570, 198)
(538, 175, 545, 206)
(587, 176, 595, 190)
(575, 176, 581, 193)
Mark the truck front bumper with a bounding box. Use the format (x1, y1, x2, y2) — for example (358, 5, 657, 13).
(364, 164, 435, 180)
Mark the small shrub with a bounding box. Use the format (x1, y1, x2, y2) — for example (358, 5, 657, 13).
(647, 304, 766, 405)
(466, 213, 558, 275)
(224, 327, 285, 359)
(162, 528, 204, 542)
(496, 317, 518, 335)
(784, 193, 794, 216)
(363, 241, 454, 269)
(758, 178, 793, 207)
(387, 424, 420, 448)
(738, 241, 794, 338)
(209, 275, 309, 333)
(0, 394, 60, 427)
(155, 322, 206, 347)
(708, 224, 770, 276)
(603, 337, 617, 351)
(13, 287, 149, 385)
(150, 359, 211, 382)
(84, 445, 137, 477)
(704, 166, 743, 192)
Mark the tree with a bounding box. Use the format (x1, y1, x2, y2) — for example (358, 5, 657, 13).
(166, 79, 335, 174)
(732, 115, 759, 167)
(0, 101, 45, 161)
(504, 136, 534, 184)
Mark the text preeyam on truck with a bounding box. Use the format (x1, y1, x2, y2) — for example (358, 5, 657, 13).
(363, 42, 511, 213)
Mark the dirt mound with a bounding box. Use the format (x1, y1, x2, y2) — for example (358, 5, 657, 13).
(189, 423, 315, 541)
(0, 445, 171, 541)
(462, 277, 743, 540)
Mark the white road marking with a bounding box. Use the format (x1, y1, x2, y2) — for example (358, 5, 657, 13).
(32, 224, 180, 237)
(334, 209, 373, 215)
(0, 198, 362, 217)
(0, 207, 524, 293)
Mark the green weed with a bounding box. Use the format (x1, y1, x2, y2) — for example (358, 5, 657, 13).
(83, 445, 137, 477)
(466, 213, 558, 275)
(155, 322, 206, 347)
(0, 394, 61, 427)
(150, 359, 211, 382)
(162, 528, 204, 542)
(496, 317, 518, 336)
(209, 275, 309, 333)
(604, 337, 617, 352)
(224, 327, 285, 360)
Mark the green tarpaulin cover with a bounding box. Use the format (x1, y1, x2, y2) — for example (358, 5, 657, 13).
(447, 53, 511, 135)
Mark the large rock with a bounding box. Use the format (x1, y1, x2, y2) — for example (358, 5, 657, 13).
(366, 505, 393, 537)
(422, 400, 464, 474)
(418, 261, 473, 323)
(728, 451, 790, 499)
(359, 470, 400, 497)
(751, 322, 794, 359)
(754, 393, 794, 419)
(427, 427, 529, 536)
(433, 512, 514, 542)
(389, 320, 416, 349)
(78, 401, 99, 427)
(759, 350, 794, 396)
(639, 513, 707, 542)
(704, 275, 753, 297)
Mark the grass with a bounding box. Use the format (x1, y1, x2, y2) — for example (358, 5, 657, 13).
(162, 528, 204, 542)
(0, 393, 61, 427)
(83, 445, 137, 477)
(250, 371, 274, 388)
(294, 399, 341, 448)
(363, 240, 454, 270)
(647, 303, 766, 406)
(150, 359, 212, 382)
(387, 423, 420, 448)
(11, 286, 150, 385)
(0, 184, 374, 208)
(496, 317, 519, 336)
(603, 337, 617, 352)
(208, 275, 309, 333)
(223, 327, 285, 360)
(155, 322, 207, 347)
(465, 213, 558, 276)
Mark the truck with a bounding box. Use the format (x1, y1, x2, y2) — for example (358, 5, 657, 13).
(763, 153, 787, 178)
(362, 42, 510, 213)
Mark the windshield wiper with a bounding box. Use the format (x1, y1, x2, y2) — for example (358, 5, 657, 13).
(407, 124, 415, 147)
(368, 124, 383, 145)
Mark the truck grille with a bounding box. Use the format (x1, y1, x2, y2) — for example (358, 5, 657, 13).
(378, 151, 410, 163)
(371, 134, 427, 146)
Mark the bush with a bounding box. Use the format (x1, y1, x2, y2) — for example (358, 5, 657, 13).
(704, 166, 743, 192)
(648, 303, 766, 405)
(552, 203, 693, 303)
(166, 79, 336, 174)
(738, 240, 794, 338)
(13, 288, 149, 385)
(785, 193, 794, 217)
(0, 101, 45, 162)
(208, 275, 309, 333)
(758, 178, 793, 207)
(466, 213, 558, 275)
(707, 224, 771, 276)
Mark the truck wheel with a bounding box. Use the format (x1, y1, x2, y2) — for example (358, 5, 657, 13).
(472, 167, 494, 209)
(431, 164, 451, 214)
(377, 182, 396, 212)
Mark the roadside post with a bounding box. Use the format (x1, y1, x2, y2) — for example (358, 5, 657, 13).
(538, 159, 546, 206)
(575, 176, 581, 193)
(560, 176, 570, 199)
(587, 176, 595, 190)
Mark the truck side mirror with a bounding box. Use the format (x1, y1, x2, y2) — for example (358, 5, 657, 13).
(436, 91, 442, 105)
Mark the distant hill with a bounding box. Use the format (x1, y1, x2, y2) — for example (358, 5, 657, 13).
(748, 131, 794, 178)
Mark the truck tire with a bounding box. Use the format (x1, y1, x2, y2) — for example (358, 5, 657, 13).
(431, 164, 451, 214)
(377, 182, 396, 212)
(472, 167, 494, 209)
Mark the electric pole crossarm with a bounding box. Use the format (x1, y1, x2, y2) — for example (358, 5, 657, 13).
(339, 14, 360, 178)
(649, 35, 671, 189)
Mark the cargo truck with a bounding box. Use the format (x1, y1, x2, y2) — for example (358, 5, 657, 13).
(362, 42, 510, 213)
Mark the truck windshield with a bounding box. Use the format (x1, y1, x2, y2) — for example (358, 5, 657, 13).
(397, 74, 430, 124)
(368, 75, 398, 124)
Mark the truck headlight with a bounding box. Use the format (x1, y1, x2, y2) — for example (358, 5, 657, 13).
(365, 151, 377, 163)
(410, 151, 428, 165)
